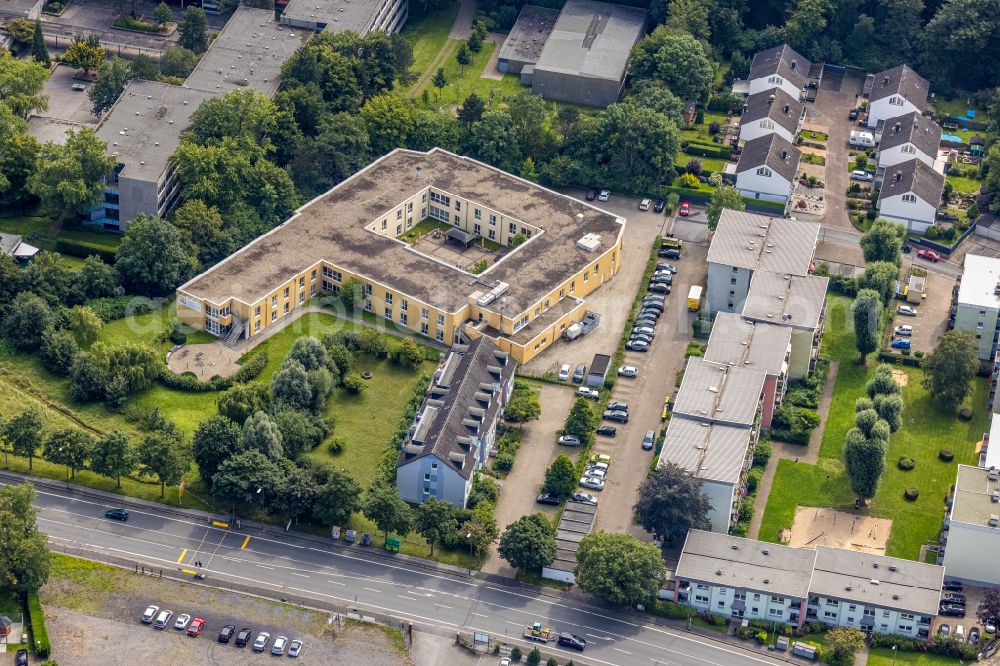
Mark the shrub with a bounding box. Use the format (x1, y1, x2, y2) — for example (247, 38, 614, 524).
(112, 14, 167, 32)
(904, 488, 919, 501)
(329, 437, 346, 454)
(746, 467, 763, 493)
(708, 121, 720, 134)
(897, 456, 915, 471)
(939, 450, 955, 462)
(685, 158, 703, 176)
(648, 599, 693, 620)
(493, 451, 515, 471)
(86, 296, 152, 322)
(342, 372, 365, 394)
(958, 407, 973, 421)
(55, 238, 116, 263)
(168, 327, 187, 345)
(28, 591, 50, 658)
(677, 173, 701, 189)
(526, 647, 542, 666)
(158, 350, 267, 392)
(752, 440, 772, 467)
(510, 646, 523, 662)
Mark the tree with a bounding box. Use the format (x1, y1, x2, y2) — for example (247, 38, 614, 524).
(271, 360, 313, 412)
(363, 482, 413, 540)
(4, 407, 44, 471)
(457, 92, 485, 128)
(706, 183, 745, 230)
(188, 89, 279, 148)
(69, 352, 107, 403)
(852, 289, 882, 365)
(860, 218, 905, 266)
(88, 56, 132, 116)
(464, 517, 498, 559)
(114, 214, 191, 295)
(858, 261, 899, 306)
(414, 497, 456, 556)
(574, 532, 666, 606)
(506, 385, 541, 425)
(40, 328, 79, 376)
(843, 428, 886, 504)
(520, 156, 539, 183)
(542, 455, 576, 499)
(5, 291, 52, 352)
(872, 393, 904, 433)
(138, 431, 186, 497)
(455, 43, 471, 75)
(172, 199, 226, 267)
(977, 587, 1000, 627)
(160, 46, 199, 78)
(635, 463, 712, 547)
(866, 365, 901, 398)
(0, 49, 49, 119)
(63, 35, 104, 76)
(595, 102, 678, 193)
(28, 128, 116, 215)
(825, 627, 866, 666)
(217, 382, 271, 425)
(0, 484, 51, 592)
(498, 513, 556, 571)
(241, 411, 284, 462)
(78, 255, 119, 299)
(42, 428, 93, 479)
(211, 450, 284, 510)
(564, 398, 596, 446)
(854, 409, 887, 441)
(31, 19, 49, 67)
(432, 68, 447, 100)
(922, 330, 979, 410)
(129, 54, 159, 81)
(153, 1, 172, 24)
(288, 112, 370, 195)
(271, 408, 327, 459)
(359, 93, 415, 156)
(90, 430, 136, 487)
(178, 6, 208, 53)
(312, 467, 363, 526)
(271, 462, 317, 523)
(0, 120, 40, 210)
(192, 415, 243, 486)
(526, 648, 542, 666)
(6, 19, 34, 46)
(68, 305, 102, 347)
(921, 0, 1000, 91)
(466, 108, 520, 172)
(630, 28, 714, 101)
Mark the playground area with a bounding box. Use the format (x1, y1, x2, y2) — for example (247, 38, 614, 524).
(782, 507, 892, 553)
(166, 342, 243, 379)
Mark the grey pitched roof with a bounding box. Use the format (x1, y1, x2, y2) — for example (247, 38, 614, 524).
(676, 530, 817, 599)
(742, 88, 802, 135)
(736, 133, 801, 183)
(706, 210, 819, 276)
(658, 417, 753, 484)
(878, 112, 941, 159)
(396, 338, 516, 479)
(870, 64, 929, 104)
(672, 357, 766, 427)
(742, 271, 829, 331)
(748, 44, 810, 92)
(877, 158, 945, 208)
(0, 233, 21, 256)
(811, 547, 943, 616)
(704, 313, 791, 377)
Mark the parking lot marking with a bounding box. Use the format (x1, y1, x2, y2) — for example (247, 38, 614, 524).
(289, 572, 309, 578)
(363, 587, 381, 593)
(327, 580, 346, 586)
(241, 535, 251, 550)
(177, 548, 188, 563)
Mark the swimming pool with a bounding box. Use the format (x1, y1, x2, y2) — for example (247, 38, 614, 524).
(941, 133, 964, 143)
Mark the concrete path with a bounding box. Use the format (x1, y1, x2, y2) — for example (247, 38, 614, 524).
(447, 0, 477, 39)
(748, 361, 838, 539)
(480, 33, 506, 80)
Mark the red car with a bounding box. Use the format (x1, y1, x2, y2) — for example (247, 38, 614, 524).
(187, 617, 205, 637)
(917, 249, 941, 262)
(678, 201, 691, 216)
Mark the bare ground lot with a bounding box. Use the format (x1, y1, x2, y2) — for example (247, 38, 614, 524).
(782, 507, 891, 553)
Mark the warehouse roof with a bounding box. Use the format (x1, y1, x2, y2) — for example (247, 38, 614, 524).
(704, 313, 791, 377)
(870, 64, 929, 105)
(878, 112, 941, 159)
(877, 158, 945, 208)
(658, 417, 753, 485)
(180, 148, 625, 313)
(742, 87, 802, 136)
(532, 0, 646, 83)
(748, 44, 809, 93)
(742, 271, 829, 331)
(736, 133, 801, 183)
(707, 210, 819, 276)
(498, 5, 560, 67)
(672, 357, 766, 427)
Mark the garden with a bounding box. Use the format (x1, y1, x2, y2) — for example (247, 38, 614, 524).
(758, 296, 987, 559)
(0, 213, 120, 271)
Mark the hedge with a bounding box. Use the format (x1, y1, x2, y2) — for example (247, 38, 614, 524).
(157, 350, 268, 392)
(648, 599, 694, 620)
(86, 296, 153, 322)
(683, 143, 732, 160)
(27, 591, 50, 658)
(55, 238, 116, 263)
(876, 351, 921, 367)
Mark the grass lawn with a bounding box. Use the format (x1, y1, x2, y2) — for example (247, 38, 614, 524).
(399, 218, 451, 243)
(758, 295, 987, 559)
(946, 174, 982, 194)
(671, 175, 717, 194)
(868, 648, 963, 666)
(675, 152, 730, 174)
(0, 213, 120, 271)
(98, 299, 214, 352)
(411, 38, 524, 110)
(934, 97, 989, 123)
(401, 3, 460, 76)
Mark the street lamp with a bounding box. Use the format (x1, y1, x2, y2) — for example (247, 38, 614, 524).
(466, 531, 473, 573)
(891, 644, 897, 666)
(256, 487, 263, 531)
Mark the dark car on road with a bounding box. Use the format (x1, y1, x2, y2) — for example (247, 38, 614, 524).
(235, 627, 253, 647)
(105, 507, 128, 521)
(218, 625, 236, 643)
(585, 188, 597, 201)
(653, 200, 665, 213)
(943, 580, 964, 592)
(942, 593, 966, 605)
(603, 409, 629, 423)
(596, 425, 616, 437)
(659, 248, 681, 259)
(648, 283, 671, 294)
(558, 633, 587, 651)
(625, 340, 649, 352)
(536, 493, 561, 506)
(15, 650, 28, 666)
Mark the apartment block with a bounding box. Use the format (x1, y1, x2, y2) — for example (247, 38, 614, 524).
(953, 253, 1000, 362)
(940, 464, 1000, 585)
(280, 0, 408, 34)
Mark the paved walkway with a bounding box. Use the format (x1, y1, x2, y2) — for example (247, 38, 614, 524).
(748, 361, 838, 539)
(480, 33, 506, 80)
(447, 0, 477, 39)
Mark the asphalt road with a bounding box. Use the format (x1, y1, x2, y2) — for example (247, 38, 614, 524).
(6, 479, 788, 666)
(817, 224, 963, 279)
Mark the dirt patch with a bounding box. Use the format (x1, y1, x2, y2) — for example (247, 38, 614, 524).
(784, 507, 891, 553)
(166, 342, 244, 379)
(891, 369, 908, 386)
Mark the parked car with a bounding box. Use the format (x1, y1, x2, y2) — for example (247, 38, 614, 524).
(608, 401, 628, 412)
(902, 243, 912, 253)
(849, 108, 858, 120)
(894, 325, 913, 336)
(891, 337, 911, 350)
(625, 340, 649, 352)
(596, 425, 617, 437)
(584, 468, 607, 481)
(603, 410, 628, 423)
(536, 493, 561, 506)
(590, 454, 611, 464)
(576, 386, 599, 400)
(969, 626, 981, 644)
(558, 434, 581, 446)
(288, 639, 303, 657)
(579, 476, 605, 491)
(632, 326, 656, 337)
(850, 170, 874, 181)
(938, 624, 950, 636)
(572, 363, 586, 383)
(558, 364, 571, 381)
(558, 633, 587, 651)
(634, 318, 658, 329)
(174, 613, 191, 630)
(598, 189, 610, 201)
(653, 200, 666, 213)
(955, 625, 966, 640)
(253, 631, 271, 652)
(218, 625, 236, 643)
(678, 201, 691, 216)
(235, 628, 253, 647)
(918, 248, 942, 262)
(187, 617, 205, 637)
(586, 462, 609, 474)
(637, 308, 660, 319)
(571, 492, 598, 505)
(939, 604, 966, 617)
(585, 188, 597, 201)
(141, 605, 160, 624)
(942, 593, 966, 605)
(985, 619, 997, 634)
(656, 263, 677, 273)
(643, 293, 666, 303)
(897, 305, 918, 317)
(642, 430, 656, 450)
(659, 248, 681, 259)
(153, 609, 173, 630)
(943, 580, 964, 592)
(639, 199, 651, 211)
(649, 274, 673, 285)
(272, 636, 289, 655)
(15, 650, 28, 666)
(105, 507, 129, 521)
(630, 333, 654, 345)
(648, 283, 671, 294)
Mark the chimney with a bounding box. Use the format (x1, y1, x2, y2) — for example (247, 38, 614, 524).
(894, 172, 902, 184)
(893, 123, 901, 134)
(768, 94, 775, 105)
(883, 75, 890, 86)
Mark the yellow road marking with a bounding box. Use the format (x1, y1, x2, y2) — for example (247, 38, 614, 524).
(241, 536, 250, 550)
(180, 569, 198, 575)
(177, 548, 188, 564)
(211, 520, 229, 528)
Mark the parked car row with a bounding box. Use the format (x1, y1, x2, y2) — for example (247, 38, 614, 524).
(579, 452, 613, 491)
(627, 264, 676, 353)
(140, 604, 303, 656)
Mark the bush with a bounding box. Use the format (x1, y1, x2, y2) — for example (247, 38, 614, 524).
(526, 647, 542, 666)
(958, 407, 973, 421)
(329, 437, 346, 454)
(677, 173, 701, 188)
(27, 591, 50, 658)
(493, 451, 515, 471)
(158, 350, 267, 392)
(648, 599, 693, 620)
(904, 488, 919, 501)
(752, 439, 772, 467)
(746, 467, 763, 493)
(168, 327, 187, 345)
(939, 450, 955, 462)
(510, 646, 523, 662)
(708, 121, 720, 134)
(86, 296, 152, 322)
(112, 14, 168, 32)
(55, 238, 116, 263)
(342, 372, 365, 394)
(897, 456, 915, 471)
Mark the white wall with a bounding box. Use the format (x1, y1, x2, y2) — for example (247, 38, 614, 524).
(878, 194, 937, 234)
(735, 169, 793, 203)
(707, 263, 753, 315)
(809, 595, 930, 638)
(688, 582, 802, 624)
(788, 328, 815, 379)
(739, 121, 795, 145)
(703, 478, 736, 534)
(877, 144, 935, 170)
(748, 77, 801, 101)
(867, 97, 921, 129)
(953, 303, 1000, 361)
(942, 521, 1000, 585)
(396, 454, 473, 507)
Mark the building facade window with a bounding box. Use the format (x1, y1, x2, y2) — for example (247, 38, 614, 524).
(756, 166, 772, 177)
(437, 314, 444, 326)
(488, 229, 496, 240)
(421, 322, 428, 335)
(474, 223, 481, 235)
(364, 299, 372, 312)
(421, 308, 429, 320)
(284, 287, 289, 298)
(429, 192, 450, 207)
(401, 299, 408, 311)
(400, 312, 407, 325)
(385, 307, 393, 319)
(474, 208, 481, 220)
(283, 302, 289, 314)
(436, 330, 444, 341)
(902, 193, 917, 203)
(386, 292, 393, 305)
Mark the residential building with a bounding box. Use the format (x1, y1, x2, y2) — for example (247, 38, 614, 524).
(280, 0, 408, 33)
(866, 64, 929, 129)
(876, 159, 945, 234)
(705, 210, 820, 315)
(940, 464, 1000, 585)
(734, 133, 801, 205)
(542, 502, 597, 583)
(497, 5, 560, 76)
(659, 357, 766, 532)
(177, 148, 625, 363)
(704, 313, 791, 429)
(516, 0, 648, 107)
(0, 0, 43, 18)
(978, 414, 1000, 471)
(741, 271, 829, 379)
(675, 531, 942, 639)
(738, 88, 803, 144)
(0, 233, 39, 262)
(746, 44, 810, 100)
(875, 112, 941, 171)
(953, 253, 1000, 362)
(395, 338, 516, 507)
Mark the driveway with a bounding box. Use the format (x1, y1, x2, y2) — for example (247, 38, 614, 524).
(889, 269, 953, 354)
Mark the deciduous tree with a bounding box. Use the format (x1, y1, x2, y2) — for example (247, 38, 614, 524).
(211, 449, 283, 510)
(28, 128, 116, 215)
(506, 384, 541, 425)
(138, 431, 186, 497)
(152, 1, 172, 24)
(67, 305, 102, 347)
(114, 214, 191, 295)
(312, 467, 363, 526)
(0, 484, 51, 592)
(541, 454, 576, 499)
(858, 261, 899, 305)
(563, 398, 596, 446)
(217, 382, 271, 425)
(78, 255, 119, 299)
(42, 428, 94, 479)
(977, 587, 1000, 627)
(499, 513, 555, 571)
(825, 627, 866, 666)
(575, 532, 666, 606)
(5, 291, 52, 352)
(0, 49, 49, 118)
(63, 35, 104, 76)
(160, 45, 198, 78)
(192, 415, 243, 486)
(90, 429, 136, 487)
(178, 6, 208, 53)
(922, 330, 979, 410)
(363, 482, 413, 540)
(852, 289, 882, 365)
(39, 328, 79, 375)
(635, 463, 711, 546)
(241, 411, 284, 462)
(630, 28, 714, 101)
(457, 92, 485, 128)
(4, 407, 44, 470)
(706, 183, 745, 230)
(414, 497, 457, 555)
(88, 56, 132, 116)
(843, 428, 886, 503)
(860, 219, 905, 265)
(455, 43, 471, 75)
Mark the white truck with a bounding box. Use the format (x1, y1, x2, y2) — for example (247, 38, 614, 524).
(849, 130, 875, 148)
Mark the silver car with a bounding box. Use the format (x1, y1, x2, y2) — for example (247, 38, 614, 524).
(252, 631, 271, 652)
(288, 639, 303, 657)
(272, 635, 288, 655)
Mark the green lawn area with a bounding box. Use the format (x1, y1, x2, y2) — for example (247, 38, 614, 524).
(399, 218, 451, 243)
(947, 174, 982, 194)
(799, 130, 829, 142)
(758, 295, 987, 559)
(675, 152, 730, 174)
(401, 3, 460, 75)
(0, 213, 120, 271)
(868, 648, 963, 666)
(411, 38, 525, 111)
(680, 114, 729, 144)
(934, 97, 989, 123)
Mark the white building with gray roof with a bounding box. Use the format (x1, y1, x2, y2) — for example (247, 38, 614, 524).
(747, 44, 810, 101)
(280, 0, 408, 34)
(734, 133, 801, 206)
(940, 464, 1000, 585)
(866, 64, 929, 130)
(739, 87, 804, 144)
(876, 158, 945, 234)
(954, 254, 1000, 362)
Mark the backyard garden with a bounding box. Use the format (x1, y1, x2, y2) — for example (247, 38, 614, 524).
(0, 213, 121, 270)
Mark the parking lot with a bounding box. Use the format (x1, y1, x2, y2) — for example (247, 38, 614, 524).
(889, 268, 954, 354)
(932, 582, 991, 646)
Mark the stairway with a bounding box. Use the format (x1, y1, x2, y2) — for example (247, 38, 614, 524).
(222, 314, 245, 349)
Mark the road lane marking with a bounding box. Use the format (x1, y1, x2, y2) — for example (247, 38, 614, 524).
(434, 603, 452, 609)
(256, 564, 274, 570)
(177, 548, 188, 563)
(289, 572, 309, 578)
(398, 594, 421, 601)
(587, 633, 612, 640)
(363, 587, 381, 593)
(327, 580, 346, 586)
(285, 586, 460, 628)
(466, 626, 623, 666)
(241, 536, 251, 550)
(471, 612, 488, 618)
(505, 621, 521, 627)
(613, 648, 632, 655)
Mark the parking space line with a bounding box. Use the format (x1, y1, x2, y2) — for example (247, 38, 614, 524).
(177, 548, 188, 563)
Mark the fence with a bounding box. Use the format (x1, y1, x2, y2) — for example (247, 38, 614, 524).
(909, 221, 978, 256)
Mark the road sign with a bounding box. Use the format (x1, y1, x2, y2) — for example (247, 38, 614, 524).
(385, 537, 400, 552)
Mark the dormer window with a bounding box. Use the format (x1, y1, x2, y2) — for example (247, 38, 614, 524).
(756, 167, 772, 177)
(767, 76, 782, 84)
(901, 144, 916, 154)
(760, 119, 774, 129)
(889, 96, 904, 106)
(902, 193, 917, 203)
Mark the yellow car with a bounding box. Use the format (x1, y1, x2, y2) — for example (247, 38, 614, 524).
(589, 454, 612, 465)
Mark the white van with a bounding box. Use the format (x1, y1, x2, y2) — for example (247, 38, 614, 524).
(558, 364, 571, 381)
(955, 625, 965, 640)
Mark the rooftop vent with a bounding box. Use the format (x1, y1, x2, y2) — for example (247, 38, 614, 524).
(894, 123, 901, 134)
(416, 167, 421, 177)
(715, 570, 723, 576)
(846, 586, 853, 592)
(768, 94, 775, 105)
(462, 418, 480, 431)
(731, 544, 739, 550)
(781, 150, 788, 160)
(894, 172, 902, 184)
(762, 549, 769, 555)
(577, 233, 601, 253)
(790, 61, 797, 71)
(892, 594, 900, 600)
(870, 579, 880, 585)
(763, 579, 770, 584)
(873, 563, 879, 569)
(883, 75, 890, 86)
(783, 104, 790, 114)
(486, 364, 502, 377)
(889, 565, 897, 572)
